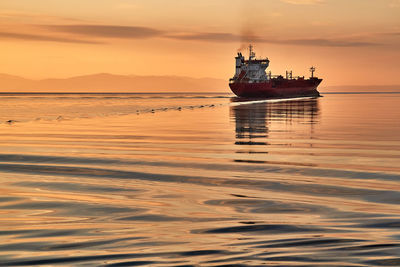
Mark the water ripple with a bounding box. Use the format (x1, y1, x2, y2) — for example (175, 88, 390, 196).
(0, 94, 399, 266)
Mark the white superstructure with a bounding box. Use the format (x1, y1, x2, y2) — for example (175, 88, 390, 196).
(233, 45, 270, 83)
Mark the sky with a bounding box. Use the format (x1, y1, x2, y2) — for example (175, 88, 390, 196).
(0, 0, 399, 86)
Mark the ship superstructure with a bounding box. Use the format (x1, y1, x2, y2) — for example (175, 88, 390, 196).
(234, 45, 270, 83)
(229, 45, 322, 98)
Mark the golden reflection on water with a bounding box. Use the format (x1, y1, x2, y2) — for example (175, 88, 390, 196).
(230, 97, 400, 173)
(231, 98, 319, 146)
(0, 94, 400, 266)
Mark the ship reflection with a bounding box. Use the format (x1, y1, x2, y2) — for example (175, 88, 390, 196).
(230, 98, 320, 148)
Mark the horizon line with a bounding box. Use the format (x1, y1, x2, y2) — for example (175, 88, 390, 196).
(1, 73, 400, 89)
(1, 91, 400, 95)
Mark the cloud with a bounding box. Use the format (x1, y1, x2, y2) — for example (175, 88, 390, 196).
(382, 31, 400, 36)
(44, 25, 163, 39)
(280, 0, 324, 5)
(273, 38, 380, 47)
(166, 32, 263, 42)
(0, 31, 102, 44)
(166, 32, 379, 47)
(2, 23, 382, 47)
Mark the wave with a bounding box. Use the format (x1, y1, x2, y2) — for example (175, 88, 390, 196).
(0, 94, 399, 266)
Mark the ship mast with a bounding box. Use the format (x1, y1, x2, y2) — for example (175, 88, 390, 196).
(310, 66, 316, 78)
(248, 44, 255, 61)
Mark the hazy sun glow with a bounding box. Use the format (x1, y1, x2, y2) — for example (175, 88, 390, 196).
(0, 0, 399, 87)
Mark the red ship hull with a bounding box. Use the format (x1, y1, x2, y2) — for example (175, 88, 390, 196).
(229, 78, 322, 98)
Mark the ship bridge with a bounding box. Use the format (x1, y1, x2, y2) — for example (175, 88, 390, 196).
(233, 45, 270, 83)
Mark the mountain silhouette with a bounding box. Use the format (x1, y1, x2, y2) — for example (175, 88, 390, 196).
(0, 73, 227, 92)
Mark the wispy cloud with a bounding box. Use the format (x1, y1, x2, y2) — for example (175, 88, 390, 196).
(166, 32, 379, 47)
(0, 31, 102, 44)
(0, 23, 383, 47)
(272, 38, 379, 47)
(380, 31, 400, 36)
(165, 32, 264, 42)
(43, 25, 163, 39)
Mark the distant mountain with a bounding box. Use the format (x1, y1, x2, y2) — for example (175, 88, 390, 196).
(0, 74, 33, 91)
(0, 73, 228, 93)
(2, 73, 399, 93)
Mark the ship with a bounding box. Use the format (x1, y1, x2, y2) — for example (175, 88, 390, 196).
(229, 45, 322, 98)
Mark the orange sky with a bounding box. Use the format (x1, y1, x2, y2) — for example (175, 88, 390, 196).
(0, 0, 399, 86)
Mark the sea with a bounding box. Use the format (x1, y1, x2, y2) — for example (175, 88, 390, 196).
(0, 92, 400, 266)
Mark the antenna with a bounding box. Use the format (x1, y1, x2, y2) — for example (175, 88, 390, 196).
(249, 44, 255, 60)
(310, 66, 316, 78)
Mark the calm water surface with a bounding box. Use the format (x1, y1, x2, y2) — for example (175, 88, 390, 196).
(0, 93, 400, 266)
